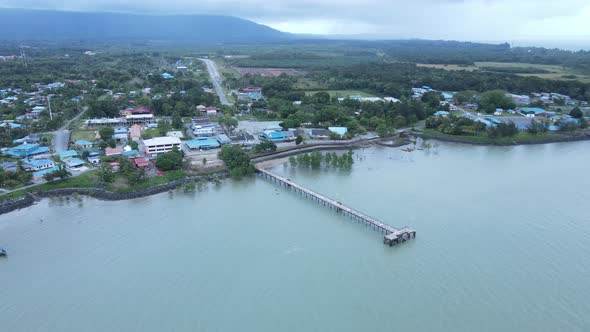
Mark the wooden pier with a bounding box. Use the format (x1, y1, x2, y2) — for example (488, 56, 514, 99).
(256, 167, 416, 246)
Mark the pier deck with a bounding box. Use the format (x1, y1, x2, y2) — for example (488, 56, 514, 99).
(256, 166, 416, 246)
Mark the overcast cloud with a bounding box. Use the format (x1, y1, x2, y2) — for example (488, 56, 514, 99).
(2, 0, 589, 41)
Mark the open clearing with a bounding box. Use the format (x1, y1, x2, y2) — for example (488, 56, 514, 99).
(231, 67, 304, 77)
(417, 61, 590, 82)
(71, 130, 96, 142)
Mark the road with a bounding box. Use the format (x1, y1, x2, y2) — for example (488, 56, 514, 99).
(199, 58, 232, 106)
(53, 106, 88, 153)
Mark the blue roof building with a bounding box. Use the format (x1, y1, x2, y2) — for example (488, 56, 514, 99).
(5, 143, 49, 158)
(58, 150, 79, 160)
(122, 149, 140, 157)
(162, 73, 175, 79)
(74, 140, 94, 148)
(66, 158, 85, 168)
(259, 130, 286, 142)
(23, 158, 55, 171)
(216, 134, 232, 145)
(328, 127, 349, 136)
(185, 138, 221, 150)
(520, 107, 546, 115)
(33, 166, 60, 180)
(433, 111, 450, 117)
(0, 161, 17, 172)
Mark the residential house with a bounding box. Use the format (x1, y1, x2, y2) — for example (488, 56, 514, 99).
(520, 107, 546, 117)
(307, 129, 331, 139)
(65, 158, 85, 170)
(216, 134, 232, 145)
(33, 166, 60, 181)
(205, 106, 219, 115)
(105, 147, 124, 156)
(196, 105, 207, 113)
(0, 161, 18, 172)
(129, 124, 142, 141)
(113, 126, 129, 142)
(142, 137, 181, 156)
(23, 158, 55, 171)
(433, 111, 450, 117)
(58, 150, 79, 161)
(238, 87, 263, 101)
(133, 157, 150, 168)
(74, 140, 94, 149)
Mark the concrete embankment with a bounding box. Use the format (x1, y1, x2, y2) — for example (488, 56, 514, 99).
(0, 173, 228, 216)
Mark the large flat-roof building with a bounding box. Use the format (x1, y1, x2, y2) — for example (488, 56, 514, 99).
(142, 137, 181, 156)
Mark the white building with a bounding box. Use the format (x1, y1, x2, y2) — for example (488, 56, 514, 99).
(142, 137, 182, 156)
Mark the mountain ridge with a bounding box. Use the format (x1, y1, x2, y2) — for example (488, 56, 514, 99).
(0, 9, 291, 42)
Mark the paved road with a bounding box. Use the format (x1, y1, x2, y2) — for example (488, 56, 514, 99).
(199, 58, 231, 106)
(53, 106, 88, 153)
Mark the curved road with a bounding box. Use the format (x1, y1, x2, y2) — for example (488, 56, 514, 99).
(199, 58, 232, 106)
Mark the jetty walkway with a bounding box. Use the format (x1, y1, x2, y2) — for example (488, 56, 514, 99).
(256, 166, 416, 246)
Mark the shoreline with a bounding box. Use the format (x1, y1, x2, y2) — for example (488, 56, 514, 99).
(0, 173, 228, 216)
(417, 130, 590, 146)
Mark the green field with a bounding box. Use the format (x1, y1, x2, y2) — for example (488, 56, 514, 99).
(71, 130, 97, 142)
(418, 61, 590, 83)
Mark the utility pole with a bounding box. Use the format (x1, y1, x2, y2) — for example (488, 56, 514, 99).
(19, 45, 28, 68)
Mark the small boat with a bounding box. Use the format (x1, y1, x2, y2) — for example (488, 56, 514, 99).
(0, 249, 6, 257)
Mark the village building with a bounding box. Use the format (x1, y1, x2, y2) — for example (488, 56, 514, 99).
(129, 124, 142, 141)
(105, 147, 124, 156)
(23, 158, 55, 171)
(142, 137, 181, 157)
(74, 140, 94, 149)
(5, 143, 50, 158)
(185, 137, 221, 150)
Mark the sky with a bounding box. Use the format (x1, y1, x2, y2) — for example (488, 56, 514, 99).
(2, 0, 590, 43)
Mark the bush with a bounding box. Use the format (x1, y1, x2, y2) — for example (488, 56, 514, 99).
(155, 148, 184, 171)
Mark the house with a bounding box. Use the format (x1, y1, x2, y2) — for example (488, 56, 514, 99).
(196, 105, 207, 112)
(65, 158, 85, 169)
(23, 158, 55, 171)
(88, 156, 102, 165)
(283, 130, 295, 141)
(193, 125, 216, 137)
(122, 149, 140, 158)
(74, 140, 94, 149)
(216, 134, 232, 145)
(307, 129, 331, 139)
(0, 161, 17, 172)
(120, 106, 153, 117)
(58, 150, 79, 160)
(105, 147, 124, 156)
(328, 127, 349, 136)
(205, 106, 219, 115)
(142, 137, 181, 156)
(133, 157, 150, 168)
(238, 87, 263, 101)
(185, 138, 221, 150)
(520, 107, 546, 117)
(33, 166, 60, 181)
(162, 73, 174, 79)
(129, 124, 142, 142)
(5, 143, 50, 158)
(113, 126, 129, 142)
(433, 111, 450, 117)
(259, 130, 286, 142)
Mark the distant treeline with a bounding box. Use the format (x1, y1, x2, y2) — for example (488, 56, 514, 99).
(312, 62, 590, 101)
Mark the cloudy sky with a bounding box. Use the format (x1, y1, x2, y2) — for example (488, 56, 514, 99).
(2, 0, 590, 42)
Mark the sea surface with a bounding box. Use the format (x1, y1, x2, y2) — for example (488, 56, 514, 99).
(1, 142, 590, 332)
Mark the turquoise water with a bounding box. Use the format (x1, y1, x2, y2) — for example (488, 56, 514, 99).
(1, 142, 589, 331)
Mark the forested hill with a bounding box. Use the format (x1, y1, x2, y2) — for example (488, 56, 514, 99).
(0, 9, 290, 42)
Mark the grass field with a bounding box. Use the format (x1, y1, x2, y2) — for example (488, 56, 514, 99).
(303, 90, 377, 98)
(71, 130, 97, 142)
(417, 62, 590, 83)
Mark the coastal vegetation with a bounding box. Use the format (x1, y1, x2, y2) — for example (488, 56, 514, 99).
(288, 150, 354, 170)
(217, 145, 255, 178)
